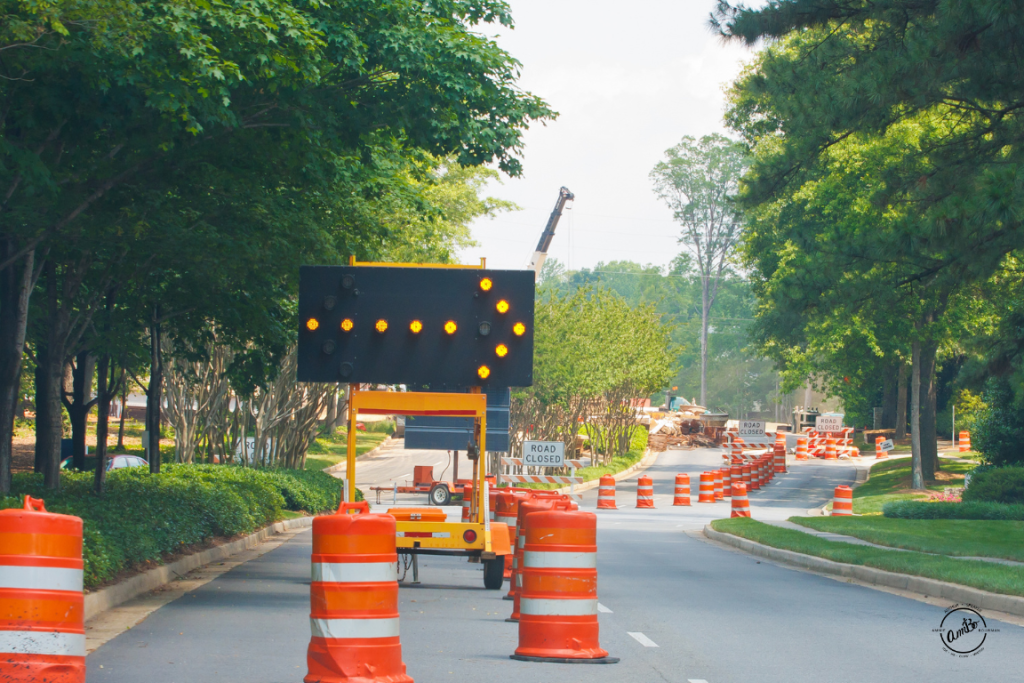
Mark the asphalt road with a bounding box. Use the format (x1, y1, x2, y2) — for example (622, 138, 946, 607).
(348, 439, 479, 504)
(87, 448, 1022, 683)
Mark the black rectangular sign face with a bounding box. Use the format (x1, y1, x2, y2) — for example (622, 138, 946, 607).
(297, 266, 534, 387)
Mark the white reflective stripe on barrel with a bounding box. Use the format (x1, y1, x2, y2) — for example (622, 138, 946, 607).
(0, 631, 86, 657)
(519, 598, 598, 617)
(312, 562, 398, 583)
(310, 617, 400, 639)
(637, 496, 653, 501)
(0, 566, 83, 592)
(518, 536, 526, 548)
(524, 551, 596, 569)
(496, 515, 517, 525)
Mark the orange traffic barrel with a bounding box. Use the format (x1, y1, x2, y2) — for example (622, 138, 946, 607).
(597, 475, 617, 510)
(461, 483, 474, 523)
(796, 436, 809, 460)
(774, 435, 787, 473)
(959, 431, 971, 453)
(489, 486, 499, 521)
(730, 483, 751, 518)
(831, 486, 853, 516)
(721, 467, 732, 497)
(744, 463, 758, 491)
(511, 509, 618, 664)
(825, 436, 838, 460)
(509, 496, 576, 622)
(760, 457, 770, 486)
(697, 472, 715, 503)
(305, 506, 412, 683)
(0, 496, 84, 683)
(875, 436, 886, 459)
(496, 491, 529, 582)
(672, 474, 691, 506)
(730, 465, 743, 493)
(712, 470, 723, 500)
(635, 475, 654, 508)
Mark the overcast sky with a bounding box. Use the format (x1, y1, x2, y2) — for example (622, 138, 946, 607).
(458, 0, 761, 272)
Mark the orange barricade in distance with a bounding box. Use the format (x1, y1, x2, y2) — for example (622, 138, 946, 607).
(0, 496, 85, 683)
(697, 472, 715, 503)
(305, 509, 413, 683)
(597, 475, 617, 510)
(511, 510, 618, 664)
(673, 474, 690, 506)
(731, 483, 751, 518)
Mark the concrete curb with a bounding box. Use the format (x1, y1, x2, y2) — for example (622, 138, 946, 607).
(84, 516, 313, 622)
(703, 525, 1024, 617)
(551, 448, 659, 496)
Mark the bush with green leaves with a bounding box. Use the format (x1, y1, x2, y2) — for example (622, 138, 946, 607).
(0, 465, 353, 588)
(961, 467, 1024, 505)
(883, 500, 1024, 520)
(971, 378, 1024, 466)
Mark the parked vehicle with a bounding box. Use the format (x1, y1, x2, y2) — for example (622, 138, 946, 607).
(60, 454, 149, 471)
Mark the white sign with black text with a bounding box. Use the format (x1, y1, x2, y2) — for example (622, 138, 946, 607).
(738, 420, 766, 438)
(522, 441, 565, 468)
(879, 439, 895, 452)
(816, 414, 845, 433)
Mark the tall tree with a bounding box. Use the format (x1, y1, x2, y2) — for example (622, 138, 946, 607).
(650, 135, 746, 406)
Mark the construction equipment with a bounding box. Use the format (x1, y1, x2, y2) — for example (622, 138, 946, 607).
(526, 186, 574, 274)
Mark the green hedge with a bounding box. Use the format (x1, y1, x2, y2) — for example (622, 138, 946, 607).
(0, 465, 354, 588)
(963, 466, 1024, 505)
(883, 500, 1024, 520)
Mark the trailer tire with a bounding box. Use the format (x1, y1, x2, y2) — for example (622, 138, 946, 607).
(429, 483, 451, 506)
(483, 557, 504, 590)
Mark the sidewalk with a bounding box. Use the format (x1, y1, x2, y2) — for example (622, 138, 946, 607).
(761, 519, 1024, 568)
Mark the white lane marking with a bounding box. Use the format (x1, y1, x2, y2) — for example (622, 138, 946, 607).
(627, 631, 658, 647)
(597, 603, 613, 613)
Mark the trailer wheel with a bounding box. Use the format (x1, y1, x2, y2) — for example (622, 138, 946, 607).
(428, 483, 451, 506)
(483, 557, 504, 589)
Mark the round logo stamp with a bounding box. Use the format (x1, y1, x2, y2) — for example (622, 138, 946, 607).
(932, 604, 1000, 657)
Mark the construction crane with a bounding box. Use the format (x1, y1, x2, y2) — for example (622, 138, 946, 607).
(527, 186, 574, 274)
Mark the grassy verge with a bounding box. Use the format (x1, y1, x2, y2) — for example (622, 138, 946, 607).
(848, 457, 975, 514)
(711, 518, 1024, 597)
(789, 516, 1024, 562)
(306, 426, 392, 471)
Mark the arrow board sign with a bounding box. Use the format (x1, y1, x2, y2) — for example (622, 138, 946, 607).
(522, 441, 565, 468)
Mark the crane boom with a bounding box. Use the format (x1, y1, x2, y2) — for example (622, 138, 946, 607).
(527, 186, 574, 274)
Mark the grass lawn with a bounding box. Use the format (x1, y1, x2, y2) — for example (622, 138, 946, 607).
(305, 426, 392, 471)
(847, 457, 976, 514)
(790, 516, 1024, 562)
(712, 518, 1024, 597)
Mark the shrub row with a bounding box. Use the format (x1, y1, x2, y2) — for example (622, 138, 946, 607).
(962, 466, 1024, 505)
(0, 465, 353, 588)
(883, 500, 1024, 520)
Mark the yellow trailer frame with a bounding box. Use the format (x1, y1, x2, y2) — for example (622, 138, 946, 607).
(346, 386, 510, 559)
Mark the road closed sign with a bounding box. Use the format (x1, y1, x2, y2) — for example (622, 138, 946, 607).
(816, 414, 844, 432)
(738, 420, 766, 438)
(522, 441, 565, 467)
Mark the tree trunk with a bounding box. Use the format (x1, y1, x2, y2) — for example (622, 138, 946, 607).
(895, 362, 908, 440)
(325, 394, 337, 433)
(146, 310, 163, 473)
(94, 355, 112, 494)
(65, 351, 95, 471)
(699, 281, 710, 406)
(0, 243, 34, 494)
(881, 362, 898, 429)
(117, 373, 127, 448)
(34, 339, 65, 489)
(920, 340, 939, 480)
(910, 340, 923, 490)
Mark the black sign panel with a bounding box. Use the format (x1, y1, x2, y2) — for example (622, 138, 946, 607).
(297, 266, 534, 387)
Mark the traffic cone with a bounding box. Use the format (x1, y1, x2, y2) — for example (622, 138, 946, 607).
(509, 495, 576, 621)
(697, 472, 715, 503)
(831, 486, 853, 516)
(673, 474, 691, 506)
(597, 475, 617, 510)
(305, 503, 413, 683)
(511, 510, 618, 664)
(635, 475, 655, 508)
(0, 497, 85, 683)
(730, 483, 750, 518)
